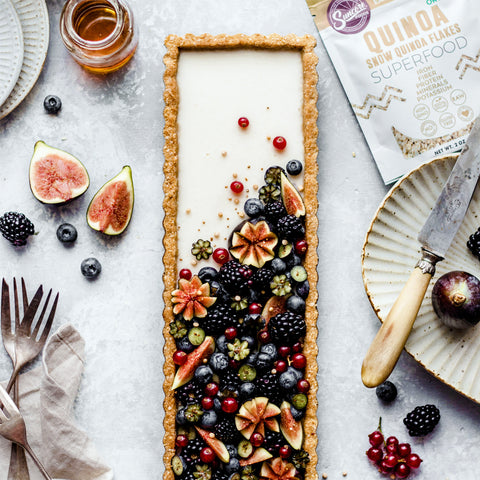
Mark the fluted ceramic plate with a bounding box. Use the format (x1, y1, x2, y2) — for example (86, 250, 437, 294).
(0, 0, 49, 120)
(362, 154, 480, 403)
(0, 0, 23, 108)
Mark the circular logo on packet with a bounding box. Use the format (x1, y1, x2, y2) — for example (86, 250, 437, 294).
(327, 0, 371, 35)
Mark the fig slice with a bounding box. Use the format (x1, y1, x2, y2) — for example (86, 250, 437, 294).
(87, 165, 134, 235)
(280, 172, 305, 217)
(239, 447, 272, 467)
(194, 426, 230, 463)
(261, 296, 288, 329)
(29, 140, 89, 204)
(260, 457, 299, 480)
(235, 397, 281, 440)
(279, 401, 303, 450)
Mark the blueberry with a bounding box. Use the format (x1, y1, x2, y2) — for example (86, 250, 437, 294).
(176, 336, 195, 353)
(243, 313, 261, 330)
(244, 198, 264, 218)
(286, 159, 303, 176)
(286, 254, 302, 268)
(216, 335, 228, 354)
(43, 95, 62, 114)
(200, 409, 218, 428)
(296, 280, 310, 299)
(224, 458, 240, 475)
(209, 281, 230, 303)
(194, 365, 213, 385)
(271, 258, 287, 274)
(241, 336, 256, 350)
(80, 257, 101, 278)
(225, 444, 238, 458)
(239, 382, 256, 399)
(286, 295, 306, 315)
(209, 352, 229, 372)
(213, 397, 223, 412)
(56, 223, 77, 243)
(260, 343, 278, 361)
(290, 405, 305, 421)
(376, 381, 397, 402)
(198, 266, 218, 282)
(255, 352, 274, 371)
(176, 408, 187, 425)
(279, 367, 302, 390)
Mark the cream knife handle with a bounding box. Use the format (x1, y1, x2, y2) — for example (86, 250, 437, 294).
(361, 250, 441, 388)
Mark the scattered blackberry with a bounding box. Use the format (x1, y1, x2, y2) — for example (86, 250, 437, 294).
(277, 215, 305, 240)
(467, 228, 480, 259)
(175, 381, 204, 405)
(268, 312, 306, 346)
(0, 212, 35, 246)
(376, 381, 397, 403)
(217, 260, 248, 293)
(256, 371, 282, 406)
(263, 201, 287, 223)
(205, 304, 238, 335)
(215, 417, 241, 443)
(251, 268, 274, 291)
(403, 404, 440, 437)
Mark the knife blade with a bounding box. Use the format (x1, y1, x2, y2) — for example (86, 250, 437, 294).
(362, 116, 480, 388)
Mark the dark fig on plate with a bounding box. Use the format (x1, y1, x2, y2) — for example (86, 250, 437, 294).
(432, 270, 480, 329)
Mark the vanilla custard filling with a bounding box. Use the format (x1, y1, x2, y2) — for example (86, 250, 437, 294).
(176, 49, 305, 271)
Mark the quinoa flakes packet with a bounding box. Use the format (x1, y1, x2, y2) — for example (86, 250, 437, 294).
(308, 0, 478, 184)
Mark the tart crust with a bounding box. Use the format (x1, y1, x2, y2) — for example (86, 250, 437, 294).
(163, 34, 319, 480)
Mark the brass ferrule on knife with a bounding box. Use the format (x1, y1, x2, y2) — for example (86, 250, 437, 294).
(415, 248, 443, 276)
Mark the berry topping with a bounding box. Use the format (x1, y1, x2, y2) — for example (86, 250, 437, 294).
(200, 447, 216, 463)
(179, 268, 193, 280)
(294, 239, 308, 255)
(213, 248, 230, 265)
(230, 181, 244, 194)
(403, 404, 440, 437)
(273, 136, 287, 150)
(175, 434, 189, 448)
(0, 212, 35, 246)
(291, 353, 306, 370)
(173, 350, 188, 365)
(238, 117, 249, 128)
(222, 397, 238, 414)
(43, 95, 62, 114)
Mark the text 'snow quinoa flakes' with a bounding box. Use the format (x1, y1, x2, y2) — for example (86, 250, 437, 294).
(308, 0, 478, 184)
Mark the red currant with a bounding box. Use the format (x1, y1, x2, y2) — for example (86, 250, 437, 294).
(368, 431, 384, 447)
(278, 346, 291, 358)
(250, 432, 264, 447)
(378, 460, 393, 474)
(398, 443, 411, 458)
(204, 382, 219, 396)
(275, 360, 288, 373)
(230, 181, 244, 194)
(279, 445, 292, 459)
(386, 443, 398, 455)
(179, 268, 192, 280)
(292, 342, 303, 353)
(173, 350, 188, 365)
(383, 454, 398, 469)
(395, 463, 411, 479)
(213, 248, 229, 265)
(225, 327, 237, 340)
(273, 136, 287, 150)
(386, 436, 399, 447)
(366, 447, 383, 463)
(406, 453, 422, 469)
(201, 396, 214, 410)
(175, 434, 189, 448)
(297, 379, 310, 393)
(200, 447, 216, 463)
(238, 117, 249, 128)
(294, 239, 308, 255)
(248, 303, 262, 315)
(229, 359, 240, 369)
(258, 330, 271, 344)
(291, 353, 306, 369)
(222, 397, 238, 414)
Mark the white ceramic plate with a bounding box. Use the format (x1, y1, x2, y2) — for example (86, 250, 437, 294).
(0, 0, 23, 107)
(362, 154, 480, 404)
(0, 0, 49, 119)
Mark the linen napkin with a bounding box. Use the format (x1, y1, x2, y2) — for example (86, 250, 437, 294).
(0, 324, 113, 480)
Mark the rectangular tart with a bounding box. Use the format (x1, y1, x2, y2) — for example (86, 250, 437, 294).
(163, 34, 319, 480)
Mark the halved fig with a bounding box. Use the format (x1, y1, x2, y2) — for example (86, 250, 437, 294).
(29, 140, 89, 204)
(280, 401, 303, 450)
(87, 165, 134, 235)
(260, 457, 299, 480)
(194, 426, 230, 463)
(239, 448, 272, 467)
(171, 336, 215, 389)
(280, 172, 305, 217)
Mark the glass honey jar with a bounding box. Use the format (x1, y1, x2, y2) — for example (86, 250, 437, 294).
(60, 0, 138, 73)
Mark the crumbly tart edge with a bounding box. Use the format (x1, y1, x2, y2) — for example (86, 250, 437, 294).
(162, 33, 319, 480)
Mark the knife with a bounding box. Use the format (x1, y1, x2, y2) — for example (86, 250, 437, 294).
(361, 116, 480, 388)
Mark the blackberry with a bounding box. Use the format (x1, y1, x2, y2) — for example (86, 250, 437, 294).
(403, 404, 440, 437)
(0, 212, 35, 246)
(251, 268, 274, 292)
(265, 429, 285, 455)
(181, 436, 205, 471)
(467, 228, 480, 259)
(217, 260, 248, 294)
(376, 381, 397, 403)
(219, 369, 241, 393)
(263, 201, 287, 223)
(205, 304, 238, 335)
(256, 371, 283, 406)
(268, 312, 306, 346)
(276, 215, 305, 240)
(215, 417, 241, 443)
(175, 381, 204, 405)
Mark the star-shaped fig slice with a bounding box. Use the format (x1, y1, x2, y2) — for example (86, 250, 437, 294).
(171, 275, 216, 321)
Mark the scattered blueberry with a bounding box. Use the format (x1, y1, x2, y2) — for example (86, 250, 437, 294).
(200, 409, 218, 428)
(239, 382, 256, 399)
(290, 405, 305, 421)
(376, 380, 398, 403)
(296, 280, 310, 299)
(56, 223, 77, 243)
(271, 258, 287, 274)
(80, 257, 102, 278)
(279, 367, 302, 390)
(286, 295, 306, 315)
(209, 352, 229, 372)
(43, 95, 62, 114)
(244, 198, 264, 218)
(194, 365, 213, 385)
(286, 159, 303, 176)
(176, 336, 194, 353)
(259, 343, 278, 360)
(255, 352, 274, 371)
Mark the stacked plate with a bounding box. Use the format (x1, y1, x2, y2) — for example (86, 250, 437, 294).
(0, 0, 49, 120)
